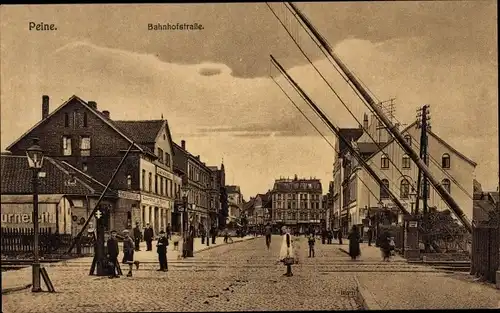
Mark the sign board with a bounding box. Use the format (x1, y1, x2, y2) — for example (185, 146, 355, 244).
(118, 190, 141, 201)
(141, 195, 169, 208)
(156, 166, 173, 179)
(408, 221, 418, 228)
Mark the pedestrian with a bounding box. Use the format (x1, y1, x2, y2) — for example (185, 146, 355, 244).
(367, 227, 373, 246)
(156, 230, 168, 271)
(265, 222, 272, 249)
(172, 232, 180, 251)
(347, 225, 361, 260)
(106, 230, 120, 279)
(210, 226, 217, 244)
(338, 229, 343, 245)
(378, 229, 391, 262)
(279, 227, 295, 277)
(166, 223, 172, 240)
(133, 222, 142, 251)
(143, 223, 154, 251)
(201, 224, 206, 244)
(223, 227, 229, 243)
(307, 231, 315, 258)
(327, 230, 333, 244)
(121, 229, 136, 277)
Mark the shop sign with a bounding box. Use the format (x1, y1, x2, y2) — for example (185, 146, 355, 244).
(141, 195, 169, 208)
(156, 166, 173, 179)
(118, 190, 141, 201)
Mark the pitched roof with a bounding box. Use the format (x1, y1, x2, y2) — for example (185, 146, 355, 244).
(113, 120, 165, 145)
(357, 142, 387, 159)
(360, 120, 477, 167)
(6, 95, 146, 154)
(226, 185, 241, 194)
(208, 166, 218, 171)
(0, 155, 108, 196)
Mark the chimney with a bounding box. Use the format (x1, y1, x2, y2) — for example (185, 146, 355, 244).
(363, 113, 368, 129)
(42, 95, 49, 120)
(181, 140, 186, 150)
(102, 110, 110, 119)
(88, 101, 97, 110)
(196, 155, 200, 160)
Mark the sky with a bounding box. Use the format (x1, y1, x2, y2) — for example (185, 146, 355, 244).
(1, 2, 498, 198)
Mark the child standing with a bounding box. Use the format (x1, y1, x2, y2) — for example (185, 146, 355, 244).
(308, 232, 316, 258)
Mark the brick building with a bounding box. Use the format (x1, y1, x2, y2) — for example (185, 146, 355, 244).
(6, 95, 177, 234)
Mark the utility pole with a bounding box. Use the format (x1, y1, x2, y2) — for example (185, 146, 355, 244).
(416, 105, 431, 252)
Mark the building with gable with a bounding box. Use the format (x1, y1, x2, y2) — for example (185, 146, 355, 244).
(332, 112, 477, 234)
(5, 95, 177, 234)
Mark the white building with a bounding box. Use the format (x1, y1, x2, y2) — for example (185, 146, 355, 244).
(333, 113, 476, 233)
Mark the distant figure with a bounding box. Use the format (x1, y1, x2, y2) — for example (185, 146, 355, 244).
(327, 230, 333, 244)
(210, 226, 217, 244)
(166, 223, 172, 240)
(144, 223, 154, 251)
(338, 229, 343, 245)
(279, 227, 295, 277)
(265, 223, 272, 249)
(122, 230, 136, 277)
(347, 225, 361, 260)
(156, 230, 168, 271)
(378, 229, 391, 262)
(172, 233, 180, 251)
(106, 230, 120, 279)
(308, 232, 316, 258)
(133, 222, 142, 251)
(367, 227, 373, 246)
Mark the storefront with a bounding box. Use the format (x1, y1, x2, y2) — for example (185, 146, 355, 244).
(116, 190, 141, 230)
(141, 194, 171, 234)
(1, 194, 72, 234)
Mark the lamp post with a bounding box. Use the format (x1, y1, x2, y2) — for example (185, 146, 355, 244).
(26, 138, 44, 293)
(180, 185, 189, 258)
(404, 188, 420, 260)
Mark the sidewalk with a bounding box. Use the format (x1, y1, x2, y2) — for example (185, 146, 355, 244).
(1, 235, 257, 293)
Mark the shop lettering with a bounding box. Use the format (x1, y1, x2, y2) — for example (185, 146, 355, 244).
(1, 212, 53, 224)
(155, 166, 173, 179)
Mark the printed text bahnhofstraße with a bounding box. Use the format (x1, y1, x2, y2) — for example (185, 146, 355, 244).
(148, 23, 204, 31)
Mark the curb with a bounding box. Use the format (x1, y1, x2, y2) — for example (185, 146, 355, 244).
(354, 276, 382, 310)
(196, 236, 257, 254)
(1, 284, 32, 295)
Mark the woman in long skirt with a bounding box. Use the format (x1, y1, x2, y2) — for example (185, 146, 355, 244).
(278, 227, 295, 277)
(347, 225, 361, 260)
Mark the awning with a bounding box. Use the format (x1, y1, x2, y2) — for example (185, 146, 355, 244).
(1, 194, 66, 204)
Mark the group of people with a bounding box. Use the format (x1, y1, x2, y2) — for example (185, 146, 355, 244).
(346, 225, 395, 261)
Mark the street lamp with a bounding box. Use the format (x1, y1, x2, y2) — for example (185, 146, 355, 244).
(26, 138, 44, 293)
(180, 185, 190, 258)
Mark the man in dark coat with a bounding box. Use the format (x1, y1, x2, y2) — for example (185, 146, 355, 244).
(166, 223, 172, 240)
(347, 225, 361, 260)
(156, 230, 169, 271)
(106, 230, 120, 278)
(133, 222, 142, 251)
(211, 226, 217, 244)
(144, 223, 154, 251)
(367, 227, 373, 246)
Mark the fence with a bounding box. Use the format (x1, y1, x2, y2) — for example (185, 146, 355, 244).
(470, 225, 499, 283)
(1, 227, 93, 257)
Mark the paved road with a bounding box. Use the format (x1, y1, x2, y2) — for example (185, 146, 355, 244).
(1, 236, 362, 312)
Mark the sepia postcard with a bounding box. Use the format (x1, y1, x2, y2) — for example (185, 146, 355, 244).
(1, 1, 499, 312)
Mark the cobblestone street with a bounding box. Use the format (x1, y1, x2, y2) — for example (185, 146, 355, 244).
(1, 237, 362, 312)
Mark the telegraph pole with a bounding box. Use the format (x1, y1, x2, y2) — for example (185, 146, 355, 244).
(416, 105, 431, 252)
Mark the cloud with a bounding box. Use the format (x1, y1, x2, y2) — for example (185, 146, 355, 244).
(198, 67, 223, 77)
(1, 32, 497, 196)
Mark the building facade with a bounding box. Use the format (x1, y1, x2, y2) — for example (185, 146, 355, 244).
(271, 175, 324, 233)
(332, 112, 477, 235)
(226, 185, 243, 222)
(6, 95, 176, 234)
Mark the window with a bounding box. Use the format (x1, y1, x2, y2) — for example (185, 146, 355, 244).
(142, 170, 146, 190)
(400, 179, 410, 199)
(160, 178, 164, 195)
(381, 155, 389, 169)
(64, 113, 69, 127)
(441, 153, 450, 169)
(442, 179, 451, 193)
(83, 112, 88, 127)
(404, 135, 411, 146)
(166, 153, 171, 167)
(158, 148, 164, 163)
(380, 179, 390, 199)
(62, 136, 72, 156)
(155, 175, 158, 194)
(80, 136, 91, 156)
(402, 155, 411, 169)
(148, 172, 152, 192)
(127, 175, 132, 189)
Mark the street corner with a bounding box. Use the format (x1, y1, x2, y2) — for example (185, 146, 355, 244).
(353, 275, 382, 310)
